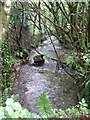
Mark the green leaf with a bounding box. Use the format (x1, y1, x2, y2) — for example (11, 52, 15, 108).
(81, 98, 85, 104)
(0, 107, 5, 118)
(5, 106, 14, 116)
(52, 108, 65, 117)
(13, 111, 21, 118)
(37, 92, 52, 115)
(20, 109, 31, 118)
(80, 107, 89, 114)
(6, 98, 14, 106)
(11, 102, 22, 111)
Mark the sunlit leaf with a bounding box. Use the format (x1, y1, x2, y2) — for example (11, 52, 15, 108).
(6, 98, 14, 106)
(5, 106, 14, 116)
(12, 102, 22, 111)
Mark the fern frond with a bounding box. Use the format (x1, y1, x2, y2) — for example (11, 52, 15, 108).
(37, 92, 52, 116)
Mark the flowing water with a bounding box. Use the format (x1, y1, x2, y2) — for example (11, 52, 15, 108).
(12, 36, 78, 112)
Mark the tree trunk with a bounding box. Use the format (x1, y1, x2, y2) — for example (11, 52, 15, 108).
(87, 2, 90, 48)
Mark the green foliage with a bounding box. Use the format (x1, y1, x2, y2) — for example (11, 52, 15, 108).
(76, 53, 90, 77)
(82, 55, 90, 66)
(80, 77, 90, 104)
(66, 98, 89, 118)
(0, 94, 90, 119)
(76, 54, 90, 103)
(79, 98, 89, 114)
(37, 92, 52, 117)
(53, 98, 90, 118)
(0, 95, 35, 118)
(66, 52, 77, 69)
(2, 34, 16, 77)
(1, 33, 16, 106)
(2, 88, 9, 106)
(66, 51, 90, 104)
(1, 2, 90, 119)
(16, 49, 29, 59)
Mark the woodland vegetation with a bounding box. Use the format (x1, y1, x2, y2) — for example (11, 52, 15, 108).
(0, 1, 90, 118)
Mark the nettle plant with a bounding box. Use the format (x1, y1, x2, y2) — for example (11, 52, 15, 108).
(0, 93, 90, 118)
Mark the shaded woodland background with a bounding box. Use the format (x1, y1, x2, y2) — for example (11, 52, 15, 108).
(0, 1, 90, 118)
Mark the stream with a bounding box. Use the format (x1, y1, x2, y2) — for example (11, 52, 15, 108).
(12, 36, 78, 112)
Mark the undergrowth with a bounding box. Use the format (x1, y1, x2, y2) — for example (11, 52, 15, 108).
(0, 93, 90, 118)
(1, 32, 16, 106)
(66, 51, 90, 104)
